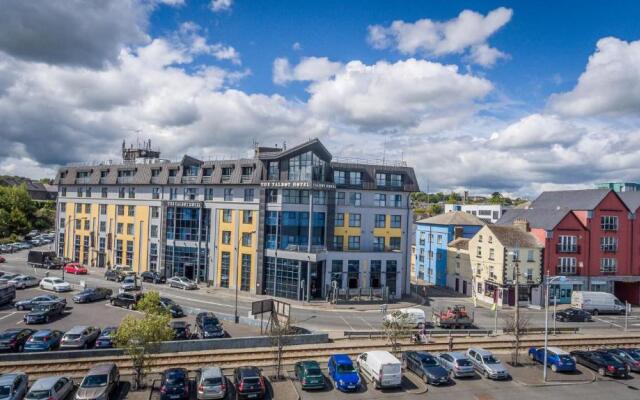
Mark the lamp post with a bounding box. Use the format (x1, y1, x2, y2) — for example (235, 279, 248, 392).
(544, 273, 565, 381)
(507, 246, 521, 366)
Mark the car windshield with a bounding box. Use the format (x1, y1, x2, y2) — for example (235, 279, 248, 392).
(203, 319, 219, 328)
(51, 279, 64, 284)
(0, 385, 11, 396)
(559, 355, 573, 363)
(306, 368, 323, 376)
(26, 390, 51, 399)
(32, 304, 50, 312)
(0, 332, 16, 340)
(483, 355, 499, 364)
(456, 359, 472, 367)
(337, 364, 355, 373)
(421, 357, 439, 367)
(600, 353, 621, 363)
(242, 377, 260, 385)
(166, 376, 185, 386)
(203, 377, 222, 385)
(65, 334, 81, 340)
(81, 375, 108, 388)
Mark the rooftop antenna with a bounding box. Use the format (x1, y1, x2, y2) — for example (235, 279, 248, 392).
(283, 140, 287, 150)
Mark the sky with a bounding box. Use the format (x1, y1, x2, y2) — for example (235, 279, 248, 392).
(1, 0, 640, 197)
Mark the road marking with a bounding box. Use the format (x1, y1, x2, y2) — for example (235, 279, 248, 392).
(0, 312, 16, 321)
(360, 317, 375, 329)
(340, 315, 354, 330)
(151, 291, 235, 309)
(593, 316, 623, 328)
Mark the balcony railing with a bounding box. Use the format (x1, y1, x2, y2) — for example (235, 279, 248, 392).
(181, 176, 198, 184)
(556, 266, 577, 275)
(556, 244, 579, 253)
(282, 245, 327, 253)
(151, 176, 163, 184)
(221, 175, 232, 183)
(116, 176, 134, 184)
(75, 177, 92, 184)
(202, 176, 214, 184)
(601, 247, 618, 253)
(167, 176, 179, 184)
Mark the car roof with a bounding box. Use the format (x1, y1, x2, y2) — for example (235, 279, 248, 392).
(66, 326, 89, 334)
(446, 352, 468, 360)
(238, 367, 260, 376)
(299, 360, 320, 368)
(546, 347, 570, 355)
(201, 367, 223, 378)
(469, 347, 493, 356)
(87, 363, 116, 375)
(31, 376, 62, 389)
(33, 329, 55, 336)
(332, 354, 353, 364)
(0, 373, 24, 384)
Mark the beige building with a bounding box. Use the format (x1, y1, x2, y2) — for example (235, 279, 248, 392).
(446, 238, 472, 296)
(468, 219, 543, 306)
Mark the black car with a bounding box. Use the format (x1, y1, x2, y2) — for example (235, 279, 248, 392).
(404, 351, 451, 385)
(169, 321, 192, 340)
(0, 328, 35, 352)
(159, 297, 184, 318)
(600, 348, 640, 373)
(160, 368, 190, 400)
(105, 269, 133, 282)
(14, 294, 66, 311)
(571, 350, 629, 377)
(141, 271, 166, 284)
(24, 301, 65, 324)
(233, 366, 266, 400)
(555, 308, 593, 322)
(72, 287, 113, 303)
(195, 312, 225, 338)
(110, 292, 141, 309)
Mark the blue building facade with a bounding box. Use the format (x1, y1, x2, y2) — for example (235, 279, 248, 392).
(414, 212, 485, 287)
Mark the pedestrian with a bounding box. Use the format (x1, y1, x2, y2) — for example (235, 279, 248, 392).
(448, 336, 454, 352)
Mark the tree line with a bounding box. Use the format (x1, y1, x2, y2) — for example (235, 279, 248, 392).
(0, 184, 55, 242)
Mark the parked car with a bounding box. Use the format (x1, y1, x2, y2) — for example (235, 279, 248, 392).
(467, 348, 510, 380)
(167, 276, 198, 290)
(0, 284, 16, 306)
(169, 321, 192, 340)
(160, 368, 190, 400)
(27, 251, 62, 269)
(75, 363, 120, 400)
(25, 377, 74, 400)
(60, 326, 101, 350)
(0, 273, 19, 284)
(15, 294, 66, 311)
(572, 291, 626, 315)
(24, 301, 65, 324)
(95, 327, 118, 349)
(141, 271, 166, 284)
(0, 328, 35, 352)
(403, 351, 449, 385)
(528, 347, 576, 372)
(555, 308, 593, 322)
(600, 348, 640, 373)
(8, 275, 39, 289)
(328, 354, 361, 392)
(294, 360, 325, 390)
(196, 312, 225, 338)
(73, 287, 113, 304)
(436, 352, 476, 378)
(64, 263, 88, 275)
(104, 268, 133, 282)
(0, 373, 28, 400)
(120, 275, 141, 291)
(40, 277, 71, 292)
(384, 307, 426, 328)
(570, 350, 629, 377)
(24, 330, 64, 352)
(357, 350, 402, 389)
(196, 366, 227, 400)
(110, 292, 142, 309)
(160, 297, 184, 318)
(233, 367, 266, 400)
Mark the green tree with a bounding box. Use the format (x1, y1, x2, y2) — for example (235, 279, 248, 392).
(382, 310, 412, 357)
(445, 192, 458, 204)
(489, 191, 504, 204)
(135, 291, 168, 316)
(427, 204, 443, 215)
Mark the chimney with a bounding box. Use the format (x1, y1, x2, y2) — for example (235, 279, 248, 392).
(454, 226, 464, 239)
(513, 218, 530, 232)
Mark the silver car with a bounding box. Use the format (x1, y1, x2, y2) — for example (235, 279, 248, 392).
(76, 363, 119, 400)
(8, 276, 39, 289)
(60, 326, 101, 350)
(167, 276, 197, 290)
(466, 348, 510, 380)
(0, 373, 28, 400)
(26, 377, 74, 400)
(197, 367, 226, 400)
(437, 352, 476, 378)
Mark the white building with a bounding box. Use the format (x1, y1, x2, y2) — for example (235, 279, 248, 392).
(443, 204, 511, 224)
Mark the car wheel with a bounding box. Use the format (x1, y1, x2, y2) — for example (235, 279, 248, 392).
(551, 364, 558, 372)
(17, 305, 24, 311)
(593, 310, 599, 316)
(423, 374, 429, 384)
(598, 367, 605, 376)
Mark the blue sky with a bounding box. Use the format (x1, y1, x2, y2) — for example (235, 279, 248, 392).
(1, 0, 640, 196)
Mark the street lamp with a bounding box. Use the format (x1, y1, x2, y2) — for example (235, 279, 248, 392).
(543, 273, 566, 381)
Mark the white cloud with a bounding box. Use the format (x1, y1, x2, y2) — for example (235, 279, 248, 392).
(177, 22, 241, 65)
(292, 42, 302, 51)
(549, 37, 640, 116)
(367, 7, 512, 67)
(489, 114, 584, 149)
(273, 57, 343, 85)
(210, 0, 232, 12)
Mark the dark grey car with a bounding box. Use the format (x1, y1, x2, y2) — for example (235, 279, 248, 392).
(0, 373, 28, 400)
(60, 326, 101, 350)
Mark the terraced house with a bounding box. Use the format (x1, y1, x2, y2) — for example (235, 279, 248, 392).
(54, 139, 418, 301)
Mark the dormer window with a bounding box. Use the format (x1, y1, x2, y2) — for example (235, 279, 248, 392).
(169, 169, 178, 177)
(184, 165, 199, 176)
(222, 167, 233, 181)
(242, 166, 254, 176)
(203, 167, 213, 177)
(151, 168, 161, 177)
(100, 170, 109, 178)
(117, 169, 133, 177)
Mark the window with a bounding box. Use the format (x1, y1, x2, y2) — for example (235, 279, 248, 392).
(374, 193, 386, 207)
(241, 166, 254, 177)
(169, 188, 178, 200)
(240, 254, 251, 291)
(436, 235, 442, 245)
(59, 218, 65, 229)
(333, 235, 344, 251)
(224, 188, 233, 201)
(511, 249, 520, 261)
(128, 187, 135, 199)
(127, 223, 134, 235)
(75, 203, 82, 213)
(118, 187, 125, 198)
(85, 187, 91, 197)
(150, 225, 158, 238)
(348, 260, 360, 288)
(184, 165, 199, 176)
(601, 236, 618, 252)
(83, 219, 89, 230)
(84, 203, 91, 213)
(117, 205, 124, 216)
(558, 235, 577, 252)
(242, 232, 252, 247)
(526, 268, 534, 282)
(151, 207, 159, 218)
(151, 168, 161, 177)
(600, 258, 617, 273)
(392, 194, 402, 208)
(149, 243, 157, 271)
(489, 248, 495, 260)
(101, 187, 108, 198)
(222, 209, 232, 223)
(390, 174, 402, 187)
(99, 221, 106, 232)
(128, 205, 135, 217)
(267, 189, 278, 203)
(221, 167, 233, 181)
(203, 167, 213, 177)
(476, 247, 482, 257)
(349, 192, 361, 206)
(601, 215, 619, 231)
(488, 236, 493, 243)
(348, 236, 360, 250)
(282, 189, 309, 204)
(222, 231, 231, 244)
(184, 187, 197, 200)
(61, 187, 67, 196)
(60, 202, 66, 212)
(373, 236, 384, 251)
(244, 188, 254, 202)
(349, 213, 361, 227)
(268, 162, 279, 180)
(99, 237, 105, 252)
(331, 260, 343, 288)
(335, 213, 345, 227)
(386, 260, 397, 295)
(168, 168, 178, 177)
(204, 188, 213, 201)
(390, 215, 401, 228)
(115, 240, 123, 264)
(334, 170, 346, 184)
(389, 237, 401, 250)
(77, 187, 82, 197)
(370, 260, 382, 288)
(75, 220, 81, 229)
(336, 192, 346, 205)
(375, 214, 386, 228)
(312, 191, 326, 205)
(126, 240, 133, 266)
(376, 173, 386, 186)
(478, 235, 483, 243)
(558, 257, 577, 274)
(220, 252, 230, 288)
(349, 171, 362, 185)
(527, 249, 535, 262)
(243, 210, 253, 224)
(151, 187, 160, 199)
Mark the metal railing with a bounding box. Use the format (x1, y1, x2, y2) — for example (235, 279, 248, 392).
(181, 176, 198, 184)
(556, 266, 577, 275)
(556, 244, 579, 253)
(74, 177, 92, 184)
(333, 156, 407, 167)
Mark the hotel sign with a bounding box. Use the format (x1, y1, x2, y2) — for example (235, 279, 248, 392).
(166, 201, 203, 208)
(260, 181, 336, 190)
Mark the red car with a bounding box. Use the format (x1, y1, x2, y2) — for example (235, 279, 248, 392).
(64, 263, 88, 275)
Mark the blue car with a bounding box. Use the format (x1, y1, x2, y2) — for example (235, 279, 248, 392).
(23, 329, 63, 352)
(528, 347, 576, 372)
(95, 326, 118, 348)
(328, 354, 361, 392)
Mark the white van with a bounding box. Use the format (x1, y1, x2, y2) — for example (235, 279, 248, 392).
(384, 308, 426, 328)
(571, 291, 626, 315)
(356, 351, 402, 389)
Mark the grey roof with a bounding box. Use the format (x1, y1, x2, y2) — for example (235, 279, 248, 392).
(30, 376, 62, 390)
(497, 207, 578, 231)
(417, 211, 487, 226)
(0, 373, 24, 385)
(87, 363, 117, 375)
(619, 191, 640, 212)
(484, 225, 542, 248)
(447, 237, 469, 251)
(530, 189, 612, 211)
